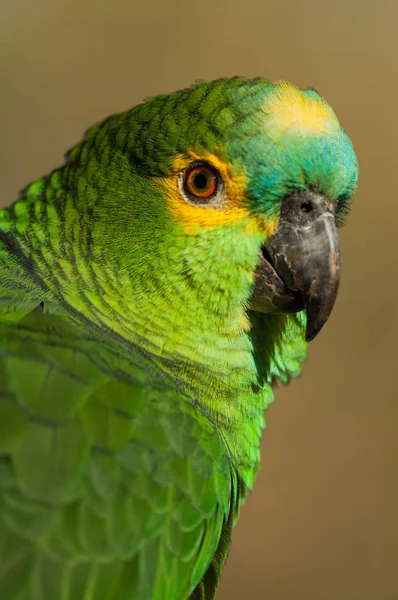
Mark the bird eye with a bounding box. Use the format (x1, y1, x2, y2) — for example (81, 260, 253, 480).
(182, 162, 221, 203)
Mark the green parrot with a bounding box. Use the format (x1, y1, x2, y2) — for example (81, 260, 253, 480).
(0, 77, 358, 599)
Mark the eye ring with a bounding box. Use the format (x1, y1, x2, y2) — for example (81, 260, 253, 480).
(182, 162, 221, 203)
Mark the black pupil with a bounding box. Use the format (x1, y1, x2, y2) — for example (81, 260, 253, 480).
(194, 172, 208, 190)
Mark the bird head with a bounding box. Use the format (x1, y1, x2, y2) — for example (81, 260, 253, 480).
(62, 78, 358, 351)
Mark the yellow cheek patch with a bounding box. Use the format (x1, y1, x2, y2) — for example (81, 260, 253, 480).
(265, 81, 340, 134)
(158, 149, 274, 236)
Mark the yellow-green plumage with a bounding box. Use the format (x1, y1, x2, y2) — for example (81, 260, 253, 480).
(0, 77, 358, 599)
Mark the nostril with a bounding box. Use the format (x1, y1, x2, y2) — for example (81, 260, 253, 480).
(300, 201, 312, 213)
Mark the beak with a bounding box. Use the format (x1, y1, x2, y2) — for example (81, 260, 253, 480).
(250, 190, 340, 342)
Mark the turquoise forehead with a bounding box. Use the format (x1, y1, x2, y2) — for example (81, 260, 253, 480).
(228, 125, 358, 217)
(222, 81, 358, 215)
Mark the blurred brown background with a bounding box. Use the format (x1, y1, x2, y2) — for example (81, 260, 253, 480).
(1, 1, 397, 598)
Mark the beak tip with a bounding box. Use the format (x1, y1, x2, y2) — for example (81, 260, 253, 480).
(305, 326, 321, 343)
(304, 308, 331, 342)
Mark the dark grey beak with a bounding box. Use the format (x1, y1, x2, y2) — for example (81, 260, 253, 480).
(250, 190, 340, 342)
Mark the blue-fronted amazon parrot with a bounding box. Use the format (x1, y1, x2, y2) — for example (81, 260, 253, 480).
(0, 77, 358, 599)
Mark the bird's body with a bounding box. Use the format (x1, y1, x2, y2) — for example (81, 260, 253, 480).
(0, 78, 358, 599)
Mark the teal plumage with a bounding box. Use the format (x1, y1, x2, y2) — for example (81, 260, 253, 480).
(0, 77, 358, 599)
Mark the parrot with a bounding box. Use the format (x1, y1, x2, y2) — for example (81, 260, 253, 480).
(0, 77, 358, 600)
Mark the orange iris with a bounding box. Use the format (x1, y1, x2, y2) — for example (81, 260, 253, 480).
(185, 165, 218, 199)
